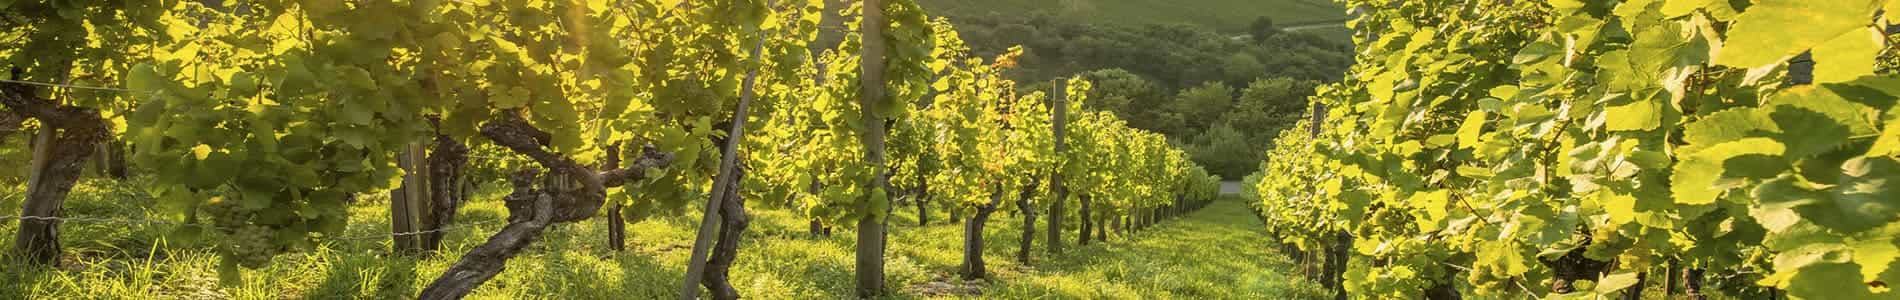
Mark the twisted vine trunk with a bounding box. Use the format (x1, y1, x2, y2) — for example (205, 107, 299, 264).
(423, 132, 469, 252)
(418, 170, 556, 300)
(960, 186, 1006, 280)
(604, 143, 626, 252)
(807, 179, 830, 237)
(1114, 216, 1125, 235)
(1324, 232, 1351, 300)
(915, 177, 929, 226)
(93, 139, 127, 179)
(1684, 268, 1707, 300)
(1078, 194, 1091, 246)
(1664, 260, 1679, 296)
(3, 82, 108, 266)
(1015, 178, 1041, 264)
(1094, 213, 1107, 242)
(681, 28, 766, 298)
(701, 168, 749, 300)
(418, 114, 673, 299)
(949, 199, 964, 225)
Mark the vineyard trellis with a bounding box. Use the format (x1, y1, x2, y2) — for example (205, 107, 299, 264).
(3, 0, 1220, 299)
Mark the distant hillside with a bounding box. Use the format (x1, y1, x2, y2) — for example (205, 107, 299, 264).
(916, 0, 1348, 32)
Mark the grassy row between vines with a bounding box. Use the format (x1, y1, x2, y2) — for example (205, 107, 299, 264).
(1, 178, 1321, 299)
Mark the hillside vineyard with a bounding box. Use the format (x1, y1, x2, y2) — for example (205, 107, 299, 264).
(1, 0, 1218, 298)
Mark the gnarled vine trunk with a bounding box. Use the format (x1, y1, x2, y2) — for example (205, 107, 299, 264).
(701, 168, 749, 300)
(915, 178, 929, 226)
(1078, 194, 1091, 245)
(92, 139, 127, 180)
(806, 178, 830, 237)
(3, 82, 108, 266)
(1015, 178, 1041, 264)
(960, 186, 1006, 280)
(1684, 268, 1707, 300)
(423, 130, 470, 252)
(1094, 213, 1107, 242)
(604, 143, 627, 252)
(417, 114, 673, 299)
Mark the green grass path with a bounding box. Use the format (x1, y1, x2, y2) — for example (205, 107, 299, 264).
(3, 180, 1320, 299)
(975, 197, 1326, 299)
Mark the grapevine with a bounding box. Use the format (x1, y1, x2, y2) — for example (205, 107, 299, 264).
(1252, 0, 1900, 299)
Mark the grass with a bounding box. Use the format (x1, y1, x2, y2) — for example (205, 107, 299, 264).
(2, 177, 1322, 299)
(916, 0, 1348, 32)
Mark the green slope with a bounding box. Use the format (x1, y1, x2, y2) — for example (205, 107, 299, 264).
(918, 0, 1348, 31)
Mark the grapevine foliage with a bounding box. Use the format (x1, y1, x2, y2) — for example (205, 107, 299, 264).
(3, 0, 1218, 291)
(1252, 0, 1900, 299)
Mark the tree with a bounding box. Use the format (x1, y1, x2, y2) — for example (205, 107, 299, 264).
(1219, 54, 1267, 85)
(1186, 124, 1255, 179)
(1168, 82, 1235, 133)
(1249, 16, 1280, 41)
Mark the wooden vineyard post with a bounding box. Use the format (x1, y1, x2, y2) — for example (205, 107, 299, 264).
(391, 142, 435, 254)
(1048, 79, 1066, 254)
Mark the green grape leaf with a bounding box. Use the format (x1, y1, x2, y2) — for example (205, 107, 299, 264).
(1772, 85, 1881, 137)
(1867, 109, 1900, 157)
(1714, 0, 1880, 68)
(868, 188, 890, 222)
(1766, 106, 1853, 159)
(1411, 190, 1450, 232)
(1754, 175, 1830, 234)
(1683, 108, 1776, 152)
(1810, 157, 1900, 233)
(1673, 138, 1786, 205)
(128, 63, 166, 93)
(239, 186, 274, 210)
(1605, 93, 1662, 131)
(1785, 262, 1878, 299)
(1594, 270, 1643, 294)
(1758, 158, 1900, 234)
(1456, 111, 1488, 149)
(493, 86, 531, 109)
(337, 102, 376, 126)
(1811, 27, 1884, 83)
(157, 190, 201, 217)
(1855, 240, 1899, 281)
(1660, 0, 1714, 17)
